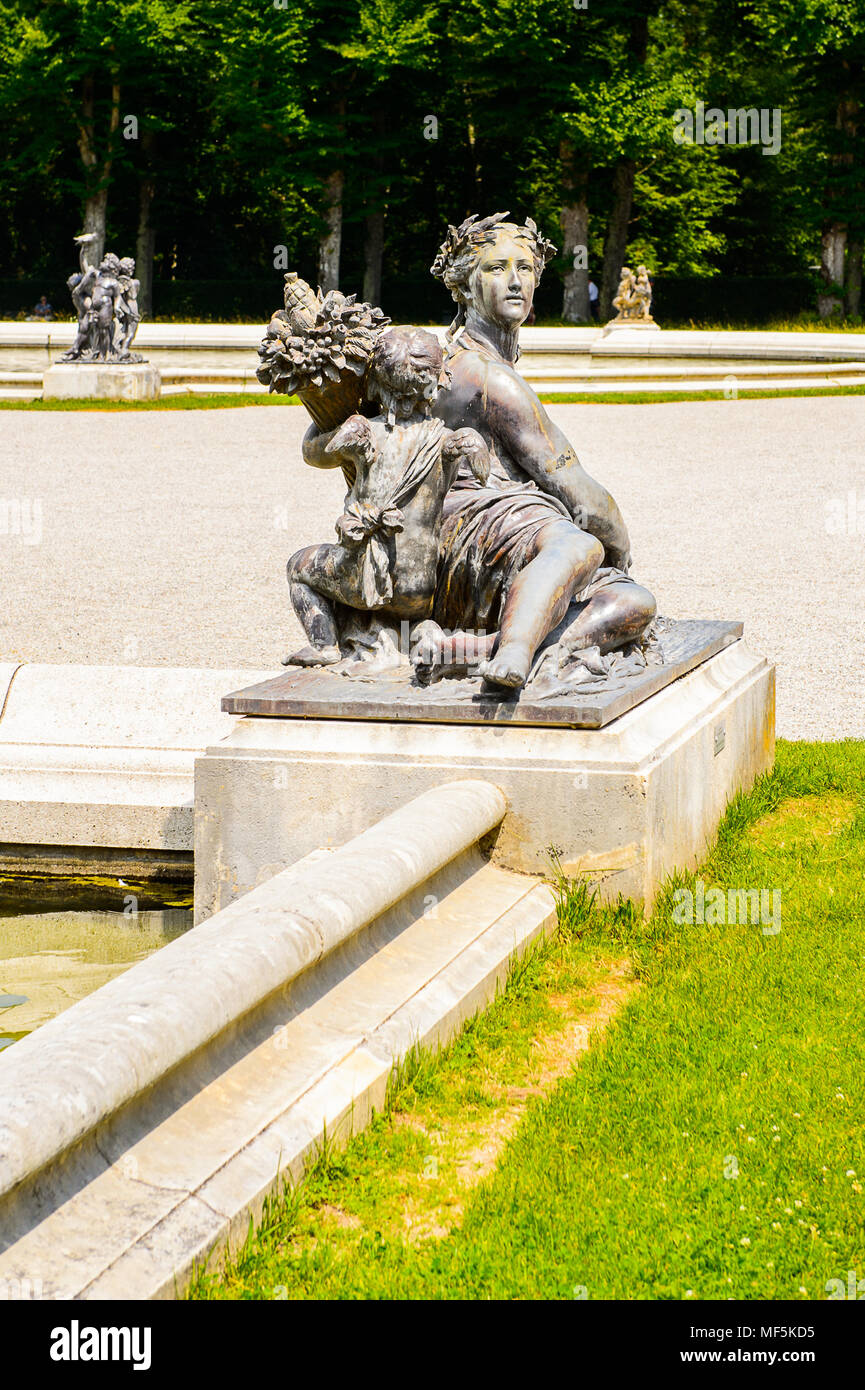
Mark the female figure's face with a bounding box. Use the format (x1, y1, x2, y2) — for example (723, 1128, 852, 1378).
(468, 231, 536, 328)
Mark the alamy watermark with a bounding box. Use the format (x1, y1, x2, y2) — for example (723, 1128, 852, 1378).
(826, 1269, 865, 1300)
(672, 879, 781, 934)
(825, 491, 865, 536)
(50, 1322, 152, 1370)
(673, 101, 782, 157)
(0, 497, 42, 545)
(0, 1276, 44, 1299)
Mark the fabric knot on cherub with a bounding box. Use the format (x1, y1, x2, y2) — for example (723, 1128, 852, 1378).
(337, 499, 406, 545)
(334, 494, 406, 607)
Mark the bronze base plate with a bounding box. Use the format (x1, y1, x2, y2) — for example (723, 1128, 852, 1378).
(221, 619, 744, 730)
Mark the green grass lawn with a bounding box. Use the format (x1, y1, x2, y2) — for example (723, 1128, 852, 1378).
(649, 315, 865, 334)
(189, 738, 865, 1301)
(4, 384, 865, 412)
(538, 385, 865, 406)
(0, 393, 299, 411)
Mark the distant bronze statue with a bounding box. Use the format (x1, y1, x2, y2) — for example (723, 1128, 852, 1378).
(60, 234, 145, 363)
(258, 213, 658, 697)
(609, 263, 655, 325)
(116, 257, 142, 356)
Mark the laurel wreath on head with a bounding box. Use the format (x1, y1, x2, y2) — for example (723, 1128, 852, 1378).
(430, 212, 557, 284)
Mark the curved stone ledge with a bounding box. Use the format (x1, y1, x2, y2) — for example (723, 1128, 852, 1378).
(3, 320, 865, 359)
(0, 779, 507, 1205)
(0, 663, 271, 853)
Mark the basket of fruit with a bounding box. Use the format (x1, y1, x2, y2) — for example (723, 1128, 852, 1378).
(257, 273, 391, 435)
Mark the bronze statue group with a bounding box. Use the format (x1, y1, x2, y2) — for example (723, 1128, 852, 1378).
(61, 233, 142, 363)
(262, 212, 658, 697)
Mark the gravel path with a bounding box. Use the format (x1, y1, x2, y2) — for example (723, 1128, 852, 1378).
(1, 397, 862, 740)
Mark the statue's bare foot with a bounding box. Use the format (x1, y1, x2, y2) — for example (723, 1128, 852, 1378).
(281, 644, 341, 668)
(411, 623, 496, 684)
(479, 641, 532, 690)
(410, 621, 445, 684)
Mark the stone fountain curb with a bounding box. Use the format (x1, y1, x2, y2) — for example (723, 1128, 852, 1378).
(0, 780, 559, 1300)
(0, 663, 272, 866)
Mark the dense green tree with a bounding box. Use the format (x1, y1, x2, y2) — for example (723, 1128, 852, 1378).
(324, 0, 442, 295)
(0, 0, 197, 266)
(743, 0, 865, 315)
(0, 0, 861, 323)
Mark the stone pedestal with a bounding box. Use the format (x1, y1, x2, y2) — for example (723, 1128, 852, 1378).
(601, 320, 661, 336)
(42, 362, 161, 401)
(194, 640, 775, 921)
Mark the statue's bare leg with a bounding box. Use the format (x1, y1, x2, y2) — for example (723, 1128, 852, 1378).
(121, 315, 140, 355)
(284, 545, 349, 666)
(284, 581, 342, 666)
(480, 520, 604, 689)
(560, 580, 656, 654)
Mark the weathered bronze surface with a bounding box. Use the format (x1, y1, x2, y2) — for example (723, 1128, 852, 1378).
(60, 234, 144, 364)
(242, 212, 741, 729)
(428, 213, 657, 689)
(257, 274, 389, 438)
(281, 326, 491, 673)
(222, 619, 743, 729)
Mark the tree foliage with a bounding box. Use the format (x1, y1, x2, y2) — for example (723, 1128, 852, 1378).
(0, 0, 860, 318)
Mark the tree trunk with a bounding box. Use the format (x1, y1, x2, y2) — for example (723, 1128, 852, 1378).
(363, 207, 384, 306)
(845, 236, 863, 318)
(838, 98, 861, 318)
(317, 168, 344, 291)
(76, 74, 120, 263)
(136, 183, 156, 319)
(819, 94, 860, 318)
(134, 130, 157, 319)
(600, 158, 636, 320)
(462, 88, 482, 211)
(81, 188, 109, 264)
(598, 12, 647, 322)
(362, 108, 386, 306)
(818, 221, 847, 317)
(559, 141, 590, 322)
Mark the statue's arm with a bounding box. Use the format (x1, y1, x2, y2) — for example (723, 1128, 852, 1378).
(486, 363, 632, 567)
(76, 237, 97, 277)
(301, 421, 353, 470)
(441, 427, 490, 488)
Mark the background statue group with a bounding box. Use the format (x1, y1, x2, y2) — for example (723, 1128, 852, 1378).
(611, 264, 655, 323)
(258, 212, 658, 697)
(61, 233, 143, 363)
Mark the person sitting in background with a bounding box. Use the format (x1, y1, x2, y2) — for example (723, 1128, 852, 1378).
(28, 295, 54, 321)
